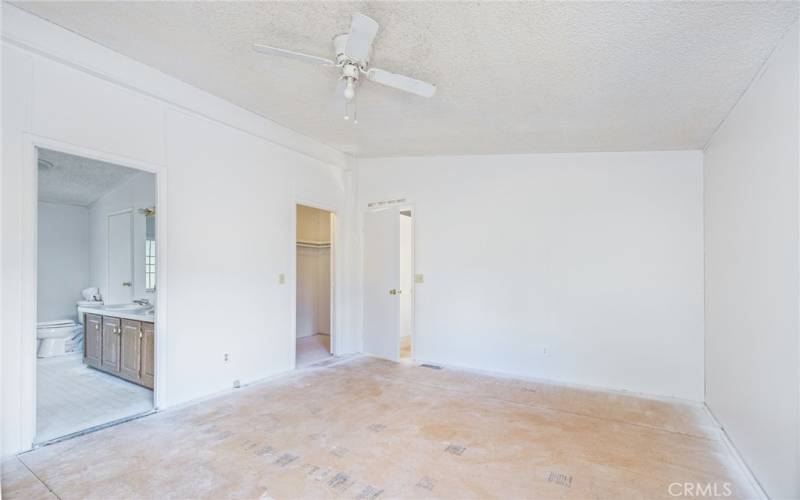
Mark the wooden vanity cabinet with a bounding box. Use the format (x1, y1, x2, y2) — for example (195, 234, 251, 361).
(101, 316, 121, 373)
(84, 313, 102, 368)
(141, 322, 155, 388)
(84, 313, 154, 389)
(120, 319, 143, 382)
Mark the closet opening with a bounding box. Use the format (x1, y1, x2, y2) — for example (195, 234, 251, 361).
(295, 204, 334, 368)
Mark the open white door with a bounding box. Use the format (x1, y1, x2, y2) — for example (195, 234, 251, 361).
(108, 210, 134, 304)
(363, 208, 401, 361)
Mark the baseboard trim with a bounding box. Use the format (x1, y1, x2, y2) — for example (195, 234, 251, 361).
(410, 356, 704, 407)
(702, 404, 769, 500)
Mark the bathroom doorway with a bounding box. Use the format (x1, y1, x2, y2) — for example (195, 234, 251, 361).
(295, 204, 334, 368)
(35, 147, 156, 444)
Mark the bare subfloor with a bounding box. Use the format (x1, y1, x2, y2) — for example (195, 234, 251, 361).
(296, 334, 332, 368)
(2, 356, 753, 499)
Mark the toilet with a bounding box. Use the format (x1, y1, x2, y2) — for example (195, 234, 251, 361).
(36, 320, 83, 358)
(36, 299, 101, 358)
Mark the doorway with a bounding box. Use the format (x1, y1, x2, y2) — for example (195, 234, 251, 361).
(363, 206, 415, 361)
(295, 204, 334, 367)
(35, 147, 156, 444)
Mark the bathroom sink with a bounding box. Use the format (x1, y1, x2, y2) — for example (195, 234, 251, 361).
(104, 303, 152, 312)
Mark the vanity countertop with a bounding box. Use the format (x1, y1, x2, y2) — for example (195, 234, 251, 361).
(78, 305, 155, 323)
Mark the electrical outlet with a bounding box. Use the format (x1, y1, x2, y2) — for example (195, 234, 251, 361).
(224, 353, 229, 362)
(233, 379, 241, 389)
(278, 273, 286, 285)
(415, 273, 424, 284)
(543, 347, 549, 356)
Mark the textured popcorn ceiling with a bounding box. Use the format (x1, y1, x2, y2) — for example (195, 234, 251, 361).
(15, 2, 799, 157)
(38, 148, 142, 206)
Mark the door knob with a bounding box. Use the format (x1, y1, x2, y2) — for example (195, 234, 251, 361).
(122, 282, 132, 287)
(389, 289, 397, 295)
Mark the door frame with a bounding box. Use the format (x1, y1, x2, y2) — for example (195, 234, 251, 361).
(291, 199, 338, 369)
(22, 134, 167, 449)
(398, 207, 416, 361)
(106, 208, 135, 304)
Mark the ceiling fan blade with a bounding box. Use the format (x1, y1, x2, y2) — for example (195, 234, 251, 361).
(367, 68, 437, 98)
(252, 43, 335, 66)
(344, 13, 379, 61)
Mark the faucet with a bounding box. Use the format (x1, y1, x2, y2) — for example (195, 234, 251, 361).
(133, 298, 151, 307)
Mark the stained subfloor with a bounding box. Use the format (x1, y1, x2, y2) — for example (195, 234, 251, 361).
(400, 335, 411, 359)
(3, 356, 754, 499)
(296, 333, 331, 368)
(36, 353, 153, 443)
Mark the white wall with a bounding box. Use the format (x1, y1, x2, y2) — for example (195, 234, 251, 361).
(89, 172, 156, 304)
(37, 202, 90, 322)
(704, 23, 800, 500)
(1, 5, 350, 456)
(358, 151, 704, 400)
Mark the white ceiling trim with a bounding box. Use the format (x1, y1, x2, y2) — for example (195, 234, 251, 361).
(2, 4, 348, 168)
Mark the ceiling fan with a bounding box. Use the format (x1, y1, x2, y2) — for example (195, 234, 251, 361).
(253, 13, 436, 123)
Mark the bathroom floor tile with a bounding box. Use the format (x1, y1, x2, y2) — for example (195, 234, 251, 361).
(36, 353, 153, 443)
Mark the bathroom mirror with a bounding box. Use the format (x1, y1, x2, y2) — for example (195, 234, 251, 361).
(144, 210, 156, 291)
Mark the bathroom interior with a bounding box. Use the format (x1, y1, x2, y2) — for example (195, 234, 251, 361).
(36, 147, 156, 443)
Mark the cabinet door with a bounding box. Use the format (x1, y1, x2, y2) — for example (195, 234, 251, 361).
(101, 316, 121, 372)
(85, 314, 102, 368)
(120, 319, 142, 383)
(141, 322, 155, 389)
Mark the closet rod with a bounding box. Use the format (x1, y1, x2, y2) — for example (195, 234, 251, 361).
(296, 241, 331, 248)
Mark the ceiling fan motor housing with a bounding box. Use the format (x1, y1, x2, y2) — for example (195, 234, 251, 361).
(253, 13, 436, 112)
(333, 33, 370, 68)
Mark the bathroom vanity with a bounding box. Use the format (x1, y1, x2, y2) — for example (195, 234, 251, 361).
(83, 311, 154, 389)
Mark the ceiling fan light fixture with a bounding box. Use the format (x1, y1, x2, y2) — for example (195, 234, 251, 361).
(344, 78, 356, 100)
(252, 12, 436, 125)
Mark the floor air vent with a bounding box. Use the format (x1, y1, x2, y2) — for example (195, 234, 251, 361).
(420, 364, 442, 370)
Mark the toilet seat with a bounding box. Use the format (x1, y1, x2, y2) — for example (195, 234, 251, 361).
(38, 319, 76, 328)
(37, 320, 82, 357)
